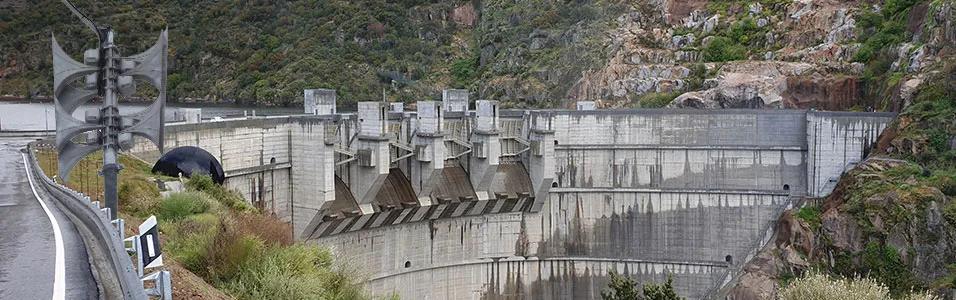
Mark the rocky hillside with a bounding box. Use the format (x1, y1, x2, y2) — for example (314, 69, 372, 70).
(1, 0, 951, 109)
(725, 0, 956, 297)
(729, 62, 955, 299)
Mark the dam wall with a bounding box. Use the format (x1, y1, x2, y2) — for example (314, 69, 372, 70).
(131, 108, 894, 299)
(130, 116, 336, 225)
(806, 112, 894, 196)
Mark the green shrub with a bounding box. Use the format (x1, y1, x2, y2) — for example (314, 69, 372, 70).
(703, 36, 746, 62)
(159, 192, 212, 221)
(943, 201, 956, 226)
(207, 230, 265, 282)
(450, 55, 478, 88)
(186, 175, 254, 212)
(685, 63, 708, 90)
(224, 244, 367, 300)
(932, 170, 956, 196)
(795, 206, 822, 230)
(726, 17, 761, 45)
(185, 174, 218, 191)
(854, 20, 906, 63)
(162, 213, 219, 272)
(860, 242, 920, 296)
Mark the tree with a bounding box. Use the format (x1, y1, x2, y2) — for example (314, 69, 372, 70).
(602, 271, 640, 300)
(602, 271, 683, 300)
(642, 276, 681, 300)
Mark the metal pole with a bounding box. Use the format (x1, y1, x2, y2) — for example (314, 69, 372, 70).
(101, 29, 120, 220)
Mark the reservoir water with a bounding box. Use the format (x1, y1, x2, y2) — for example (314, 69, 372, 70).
(0, 102, 300, 131)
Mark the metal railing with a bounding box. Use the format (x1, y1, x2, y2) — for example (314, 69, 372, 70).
(25, 142, 151, 299)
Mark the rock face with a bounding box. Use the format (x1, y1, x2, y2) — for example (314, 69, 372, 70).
(728, 211, 814, 300)
(668, 61, 812, 108)
(666, 60, 872, 110)
(559, 0, 888, 109)
(727, 49, 956, 295)
(782, 75, 864, 110)
(729, 155, 956, 298)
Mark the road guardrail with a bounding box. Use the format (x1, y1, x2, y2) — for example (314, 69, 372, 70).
(26, 142, 152, 299)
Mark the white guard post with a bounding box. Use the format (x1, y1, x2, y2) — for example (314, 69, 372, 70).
(125, 215, 172, 299)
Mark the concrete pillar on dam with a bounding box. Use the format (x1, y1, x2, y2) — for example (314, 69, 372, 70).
(527, 111, 555, 210)
(442, 89, 468, 112)
(410, 101, 445, 206)
(350, 102, 391, 214)
(304, 88, 336, 115)
(470, 100, 501, 200)
(290, 118, 336, 238)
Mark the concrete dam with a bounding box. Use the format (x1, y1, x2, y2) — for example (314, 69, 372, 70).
(130, 90, 894, 299)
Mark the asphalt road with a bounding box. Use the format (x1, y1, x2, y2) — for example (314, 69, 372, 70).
(0, 138, 98, 299)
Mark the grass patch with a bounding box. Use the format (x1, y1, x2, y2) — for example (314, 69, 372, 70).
(795, 206, 822, 230)
(186, 175, 255, 212)
(139, 175, 363, 299)
(632, 91, 680, 108)
(222, 244, 366, 300)
(162, 213, 220, 272)
(159, 192, 212, 221)
(119, 176, 161, 218)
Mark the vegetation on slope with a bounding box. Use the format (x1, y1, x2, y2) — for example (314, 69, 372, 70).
(698, 0, 790, 62)
(473, 0, 624, 107)
(854, 0, 939, 110)
(36, 151, 367, 299)
(1, 0, 475, 107)
(779, 272, 939, 300)
(0, 0, 634, 108)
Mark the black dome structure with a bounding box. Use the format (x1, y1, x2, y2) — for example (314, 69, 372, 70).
(152, 146, 225, 184)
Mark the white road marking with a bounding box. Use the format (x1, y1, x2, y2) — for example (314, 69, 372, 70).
(22, 153, 66, 300)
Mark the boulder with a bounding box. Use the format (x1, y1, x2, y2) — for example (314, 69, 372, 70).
(669, 61, 815, 108)
(703, 15, 719, 34)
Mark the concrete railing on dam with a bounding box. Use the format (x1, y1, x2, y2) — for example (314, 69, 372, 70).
(129, 105, 894, 299)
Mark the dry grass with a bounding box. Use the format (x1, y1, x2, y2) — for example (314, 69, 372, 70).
(204, 217, 265, 282)
(234, 212, 293, 247)
(166, 260, 235, 300)
(779, 272, 940, 300)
